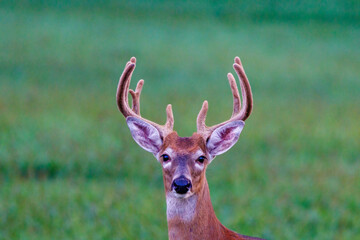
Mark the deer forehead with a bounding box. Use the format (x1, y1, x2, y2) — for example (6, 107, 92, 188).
(161, 132, 206, 154)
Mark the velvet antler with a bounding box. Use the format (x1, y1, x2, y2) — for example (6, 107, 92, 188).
(196, 57, 253, 138)
(116, 57, 174, 138)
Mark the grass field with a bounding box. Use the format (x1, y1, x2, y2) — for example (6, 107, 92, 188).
(0, 2, 360, 239)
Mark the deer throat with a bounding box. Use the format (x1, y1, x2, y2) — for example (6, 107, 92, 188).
(166, 194, 197, 222)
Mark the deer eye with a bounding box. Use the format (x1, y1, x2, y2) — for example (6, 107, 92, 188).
(161, 154, 170, 162)
(197, 156, 206, 164)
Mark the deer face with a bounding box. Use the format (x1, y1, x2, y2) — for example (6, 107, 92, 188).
(126, 117, 245, 199)
(159, 132, 207, 198)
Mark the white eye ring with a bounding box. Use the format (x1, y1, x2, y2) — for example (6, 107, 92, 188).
(161, 154, 172, 168)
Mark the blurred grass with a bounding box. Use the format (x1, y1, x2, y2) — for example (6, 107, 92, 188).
(0, 1, 360, 240)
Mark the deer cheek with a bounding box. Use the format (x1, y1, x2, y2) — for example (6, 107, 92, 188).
(191, 173, 205, 193)
(162, 170, 173, 192)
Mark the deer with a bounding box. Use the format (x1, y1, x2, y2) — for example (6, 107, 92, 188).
(116, 56, 264, 240)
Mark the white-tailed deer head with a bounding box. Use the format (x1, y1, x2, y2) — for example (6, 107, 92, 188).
(116, 57, 262, 240)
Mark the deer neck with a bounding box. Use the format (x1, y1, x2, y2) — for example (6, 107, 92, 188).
(166, 178, 225, 240)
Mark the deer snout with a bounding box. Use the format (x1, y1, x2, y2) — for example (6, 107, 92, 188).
(172, 176, 192, 194)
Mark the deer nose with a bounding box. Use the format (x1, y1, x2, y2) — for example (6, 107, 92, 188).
(172, 176, 192, 194)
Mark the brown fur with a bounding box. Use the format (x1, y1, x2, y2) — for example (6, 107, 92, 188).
(161, 132, 206, 153)
(161, 132, 207, 195)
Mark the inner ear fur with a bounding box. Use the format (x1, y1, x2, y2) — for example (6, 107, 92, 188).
(206, 121, 245, 158)
(126, 117, 163, 155)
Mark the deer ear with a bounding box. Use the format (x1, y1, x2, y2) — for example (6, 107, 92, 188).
(206, 121, 245, 158)
(126, 117, 163, 155)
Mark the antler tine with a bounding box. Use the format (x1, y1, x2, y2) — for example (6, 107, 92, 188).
(165, 104, 174, 129)
(116, 57, 174, 138)
(227, 72, 241, 117)
(196, 100, 208, 133)
(129, 79, 144, 115)
(196, 56, 253, 138)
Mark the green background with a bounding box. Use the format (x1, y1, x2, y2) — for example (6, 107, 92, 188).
(0, 1, 359, 239)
